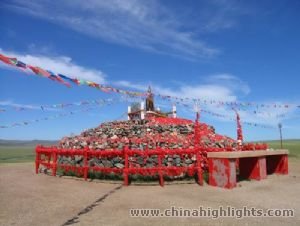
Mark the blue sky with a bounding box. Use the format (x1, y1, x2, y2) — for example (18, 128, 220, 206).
(0, 0, 299, 141)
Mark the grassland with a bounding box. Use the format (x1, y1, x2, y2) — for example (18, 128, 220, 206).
(0, 140, 299, 164)
(0, 140, 57, 164)
(0, 146, 35, 163)
(267, 139, 300, 158)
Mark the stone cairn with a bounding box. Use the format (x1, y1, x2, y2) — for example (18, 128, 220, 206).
(58, 117, 238, 171)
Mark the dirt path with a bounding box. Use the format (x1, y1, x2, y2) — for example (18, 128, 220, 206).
(0, 161, 299, 226)
(0, 163, 121, 226)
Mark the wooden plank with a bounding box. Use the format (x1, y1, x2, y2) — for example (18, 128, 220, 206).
(207, 149, 288, 159)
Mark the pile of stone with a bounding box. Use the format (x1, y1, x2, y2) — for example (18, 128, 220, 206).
(59, 118, 237, 150)
(57, 117, 238, 169)
(57, 154, 197, 169)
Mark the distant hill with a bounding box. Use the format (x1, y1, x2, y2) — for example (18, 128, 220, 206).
(0, 139, 58, 147)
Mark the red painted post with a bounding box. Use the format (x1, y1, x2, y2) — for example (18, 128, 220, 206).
(196, 148, 203, 186)
(277, 154, 288, 174)
(267, 155, 288, 175)
(52, 146, 57, 176)
(234, 110, 243, 147)
(83, 147, 88, 181)
(47, 149, 51, 166)
(157, 147, 164, 187)
(194, 112, 200, 145)
(208, 158, 237, 189)
(35, 145, 40, 174)
(123, 145, 129, 186)
(239, 157, 267, 180)
(194, 112, 203, 186)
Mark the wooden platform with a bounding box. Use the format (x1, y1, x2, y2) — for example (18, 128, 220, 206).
(207, 149, 289, 189)
(207, 149, 288, 158)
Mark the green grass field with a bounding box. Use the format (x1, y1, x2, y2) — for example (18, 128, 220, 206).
(0, 146, 35, 163)
(0, 140, 299, 164)
(267, 139, 300, 159)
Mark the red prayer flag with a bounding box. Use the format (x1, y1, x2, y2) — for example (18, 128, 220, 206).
(0, 54, 14, 65)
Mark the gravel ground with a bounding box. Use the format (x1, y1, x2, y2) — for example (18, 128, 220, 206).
(0, 160, 299, 226)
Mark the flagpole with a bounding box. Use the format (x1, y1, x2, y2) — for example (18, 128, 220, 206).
(278, 123, 283, 148)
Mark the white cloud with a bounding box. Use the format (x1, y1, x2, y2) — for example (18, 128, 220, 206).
(238, 103, 297, 125)
(0, 48, 106, 83)
(201, 0, 242, 32)
(0, 100, 41, 110)
(0, 100, 58, 111)
(114, 74, 246, 102)
(3, 0, 219, 59)
(146, 83, 238, 105)
(206, 73, 251, 95)
(179, 99, 297, 127)
(113, 80, 149, 92)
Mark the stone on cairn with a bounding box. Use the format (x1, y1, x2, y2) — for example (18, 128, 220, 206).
(58, 117, 238, 169)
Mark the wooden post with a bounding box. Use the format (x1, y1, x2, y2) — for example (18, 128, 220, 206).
(35, 145, 40, 174)
(239, 157, 267, 180)
(235, 110, 244, 145)
(52, 147, 57, 176)
(123, 145, 129, 186)
(194, 111, 203, 185)
(47, 151, 51, 165)
(267, 154, 288, 175)
(208, 158, 237, 189)
(278, 123, 283, 148)
(157, 147, 164, 187)
(84, 147, 88, 181)
(196, 149, 203, 186)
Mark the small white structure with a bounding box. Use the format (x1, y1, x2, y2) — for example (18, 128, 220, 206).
(127, 87, 178, 120)
(127, 106, 131, 120)
(140, 101, 145, 120)
(172, 104, 177, 118)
